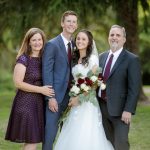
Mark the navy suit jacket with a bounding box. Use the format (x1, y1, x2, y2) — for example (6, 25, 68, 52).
(99, 49, 141, 116)
(42, 35, 70, 103)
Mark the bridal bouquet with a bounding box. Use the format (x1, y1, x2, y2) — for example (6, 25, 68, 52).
(57, 67, 106, 134)
(69, 67, 106, 97)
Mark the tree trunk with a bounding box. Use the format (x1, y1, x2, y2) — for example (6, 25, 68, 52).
(114, 0, 148, 101)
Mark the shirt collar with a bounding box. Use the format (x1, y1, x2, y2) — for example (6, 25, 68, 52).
(109, 47, 123, 57)
(61, 33, 71, 46)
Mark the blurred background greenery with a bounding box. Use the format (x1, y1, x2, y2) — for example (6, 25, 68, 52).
(0, 0, 150, 149)
(0, 0, 150, 96)
(0, 0, 150, 85)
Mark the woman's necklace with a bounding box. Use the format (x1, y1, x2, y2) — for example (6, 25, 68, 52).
(78, 58, 82, 64)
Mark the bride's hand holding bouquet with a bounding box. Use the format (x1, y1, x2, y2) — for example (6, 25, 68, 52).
(69, 66, 106, 106)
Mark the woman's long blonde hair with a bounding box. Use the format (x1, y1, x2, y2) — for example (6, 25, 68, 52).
(16, 27, 46, 59)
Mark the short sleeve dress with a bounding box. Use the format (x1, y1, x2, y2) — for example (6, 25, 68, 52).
(5, 54, 45, 143)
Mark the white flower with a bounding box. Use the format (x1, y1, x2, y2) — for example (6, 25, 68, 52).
(80, 83, 90, 92)
(80, 83, 86, 89)
(97, 80, 102, 86)
(90, 75, 98, 82)
(70, 85, 80, 95)
(84, 86, 90, 92)
(101, 83, 106, 90)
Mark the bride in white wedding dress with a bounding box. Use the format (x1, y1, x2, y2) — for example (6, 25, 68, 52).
(54, 30, 114, 150)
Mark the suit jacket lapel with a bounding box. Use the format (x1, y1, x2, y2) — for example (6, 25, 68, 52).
(57, 35, 69, 64)
(108, 49, 126, 78)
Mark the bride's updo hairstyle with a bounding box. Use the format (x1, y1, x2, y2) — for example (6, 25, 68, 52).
(72, 29, 93, 66)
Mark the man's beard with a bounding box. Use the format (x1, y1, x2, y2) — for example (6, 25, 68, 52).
(111, 42, 118, 51)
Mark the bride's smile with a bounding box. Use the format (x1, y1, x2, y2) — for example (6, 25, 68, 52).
(76, 32, 89, 52)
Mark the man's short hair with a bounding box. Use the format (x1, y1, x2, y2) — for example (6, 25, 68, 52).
(111, 24, 126, 37)
(61, 10, 78, 22)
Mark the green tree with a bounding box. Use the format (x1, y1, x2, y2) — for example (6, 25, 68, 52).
(112, 0, 149, 100)
(0, 0, 149, 100)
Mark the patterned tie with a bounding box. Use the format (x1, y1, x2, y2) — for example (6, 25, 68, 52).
(101, 54, 114, 100)
(67, 42, 71, 64)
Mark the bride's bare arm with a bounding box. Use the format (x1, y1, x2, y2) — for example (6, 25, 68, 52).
(92, 65, 98, 74)
(68, 96, 80, 107)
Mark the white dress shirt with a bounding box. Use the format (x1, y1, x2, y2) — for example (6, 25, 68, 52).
(61, 33, 71, 53)
(98, 47, 123, 97)
(103, 48, 123, 74)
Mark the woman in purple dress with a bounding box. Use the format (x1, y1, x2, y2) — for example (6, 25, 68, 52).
(5, 28, 54, 150)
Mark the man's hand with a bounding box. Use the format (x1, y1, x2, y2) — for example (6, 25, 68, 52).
(48, 98, 58, 112)
(121, 111, 132, 125)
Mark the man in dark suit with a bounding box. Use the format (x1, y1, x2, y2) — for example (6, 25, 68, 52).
(98, 25, 141, 150)
(42, 10, 78, 150)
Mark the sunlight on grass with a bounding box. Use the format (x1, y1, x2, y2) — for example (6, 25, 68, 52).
(129, 105, 150, 150)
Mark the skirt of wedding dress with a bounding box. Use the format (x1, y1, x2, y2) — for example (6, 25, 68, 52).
(54, 100, 114, 150)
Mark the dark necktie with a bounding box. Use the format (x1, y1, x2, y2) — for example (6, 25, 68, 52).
(67, 42, 72, 88)
(101, 54, 114, 100)
(103, 54, 114, 81)
(67, 42, 71, 64)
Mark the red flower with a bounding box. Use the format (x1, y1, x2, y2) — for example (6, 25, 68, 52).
(98, 73, 103, 80)
(85, 77, 93, 86)
(78, 78, 85, 85)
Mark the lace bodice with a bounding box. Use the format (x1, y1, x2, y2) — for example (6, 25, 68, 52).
(72, 54, 99, 79)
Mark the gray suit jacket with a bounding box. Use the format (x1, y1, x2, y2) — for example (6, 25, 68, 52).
(42, 34, 70, 103)
(99, 49, 141, 116)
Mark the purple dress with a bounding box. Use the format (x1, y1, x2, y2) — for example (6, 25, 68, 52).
(5, 54, 44, 143)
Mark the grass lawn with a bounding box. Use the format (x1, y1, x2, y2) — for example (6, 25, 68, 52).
(0, 88, 150, 150)
(129, 104, 150, 150)
(0, 91, 42, 150)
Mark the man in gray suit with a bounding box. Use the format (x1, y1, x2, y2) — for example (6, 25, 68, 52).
(98, 25, 141, 150)
(42, 10, 78, 150)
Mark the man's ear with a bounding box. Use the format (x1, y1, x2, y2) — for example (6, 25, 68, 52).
(61, 21, 64, 28)
(75, 24, 78, 30)
(123, 37, 126, 43)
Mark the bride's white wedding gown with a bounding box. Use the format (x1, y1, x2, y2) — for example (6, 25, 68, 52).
(54, 55, 114, 150)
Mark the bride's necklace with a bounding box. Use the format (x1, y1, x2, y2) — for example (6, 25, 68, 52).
(78, 58, 82, 64)
(78, 55, 85, 64)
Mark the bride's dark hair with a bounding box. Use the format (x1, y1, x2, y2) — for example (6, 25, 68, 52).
(72, 29, 93, 66)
